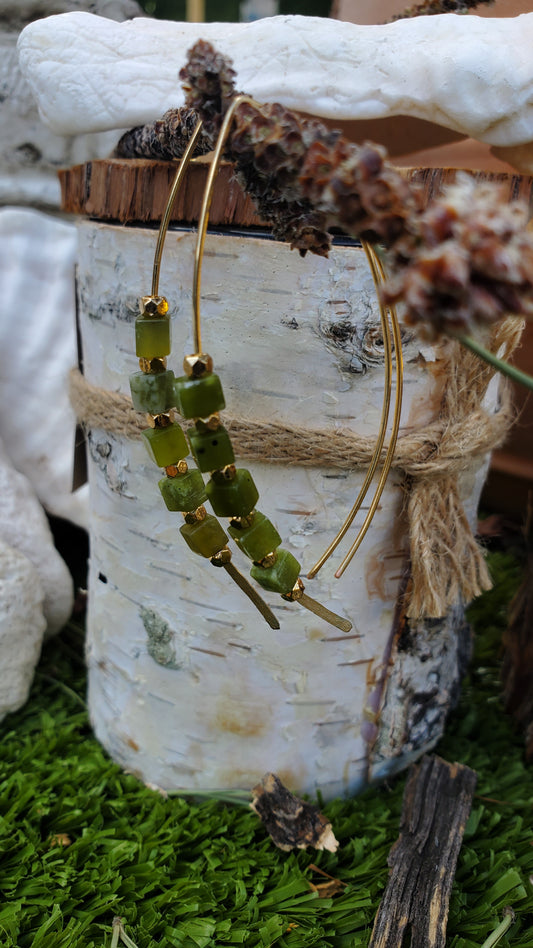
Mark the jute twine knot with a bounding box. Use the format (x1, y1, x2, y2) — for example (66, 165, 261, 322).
(69, 317, 522, 620)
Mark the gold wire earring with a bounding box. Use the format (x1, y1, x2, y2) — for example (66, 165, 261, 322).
(132, 98, 403, 632)
(131, 123, 279, 631)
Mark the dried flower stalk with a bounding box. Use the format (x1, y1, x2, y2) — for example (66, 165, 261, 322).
(179, 40, 533, 345)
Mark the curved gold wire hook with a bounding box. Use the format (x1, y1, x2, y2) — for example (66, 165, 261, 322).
(151, 120, 205, 298)
(308, 241, 403, 579)
(335, 246, 403, 577)
(192, 94, 261, 355)
(307, 242, 393, 579)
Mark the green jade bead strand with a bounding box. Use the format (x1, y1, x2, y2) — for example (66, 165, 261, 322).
(175, 353, 352, 633)
(130, 295, 279, 631)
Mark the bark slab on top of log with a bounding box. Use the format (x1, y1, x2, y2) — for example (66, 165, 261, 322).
(59, 159, 533, 226)
(59, 158, 265, 227)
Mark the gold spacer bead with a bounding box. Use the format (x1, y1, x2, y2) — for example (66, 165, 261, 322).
(229, 511, 256, 531)
(139, 356, 167, 374)
(195, 415, 221, 433)
(258, 550, 278, 569)
(203, 414, 221, 432)
(141, 295, 169, 316)
(183, 505, 207, 525)
(212, 464, 236, 484)
(165, 459, 188, 477)
(183, 353, 214, 378)
(211, 547, 232, 567)
(147, 410, 175, 429)
(282, 577, 305, 602)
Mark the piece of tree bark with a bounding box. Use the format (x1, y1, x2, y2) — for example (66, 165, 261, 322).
(369, 754, 477, 948)
(58, 160, 533, 226)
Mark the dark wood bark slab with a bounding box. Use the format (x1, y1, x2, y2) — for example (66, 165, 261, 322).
(59, 159, 533, 225)
(59, 157, 265, 226)
(369, 755, 477, 948)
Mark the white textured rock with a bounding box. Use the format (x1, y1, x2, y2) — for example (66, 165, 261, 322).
(0, 436, 74, 636)
(1, 2, 139, 210)
(17, 12, 533, 148)
(0, 538, 46, 721)
(0, 207, 88, 528)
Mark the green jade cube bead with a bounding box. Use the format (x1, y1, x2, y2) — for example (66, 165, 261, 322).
(135, 315, 171, 359)
(174, 372, 225, 420)
(129, 369, 175, 414)
(228, 511, 282, 563)
(180, 514, 228, 558)
(188, 423, 235, 473)
(158, 469, 207, 512)
(141, 423, 188, 468)
(250, 548, 301, 595)
(206, 468, 259, 518)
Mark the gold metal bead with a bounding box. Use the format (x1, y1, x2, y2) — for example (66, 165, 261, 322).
(210, 547, 232, 567)
(147, 410, 175, 429)
(203, 414, 221, 432)
(229, 511, 256, 530)
(165, 459, 188, 477)
(139, 356, 167, 374)
(282, 577, 305, 602)
(141, 295, 169, 316)
(257, 550, 279, 569)
(183, 505, 207, 524)
(212, 464, 236, 484)
(183, 353, 214, 378)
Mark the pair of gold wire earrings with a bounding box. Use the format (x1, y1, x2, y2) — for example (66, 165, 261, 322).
(129, 96, 403, 633)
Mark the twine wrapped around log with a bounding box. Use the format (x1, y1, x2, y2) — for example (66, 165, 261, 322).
(70, 318, 522, 619)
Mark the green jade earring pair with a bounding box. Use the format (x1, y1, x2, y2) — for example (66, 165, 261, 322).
(129, 100, 403, 633)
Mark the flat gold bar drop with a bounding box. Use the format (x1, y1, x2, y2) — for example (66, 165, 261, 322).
(282, 579, 352, 633)
(298, 592, 352, 633)
(211, 550, 280, 630)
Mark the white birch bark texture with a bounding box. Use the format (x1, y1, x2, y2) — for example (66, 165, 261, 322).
(78, 221, 496, 799)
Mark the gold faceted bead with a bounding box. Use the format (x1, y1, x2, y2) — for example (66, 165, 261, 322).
(165, 459, 188, 477)
(141, 295, 169, 316)
(229, 511, 256, 531)
(210, 547, 232, 567)
(147, 410, 175, 429)
(203, 414, 221, 432)
(282, 577, 305, 602)
(183, 352, 214, 378)
(139, 356, 167, 374)
(258, 550, 278, 569)
(183, 505, 207, 525)
(212, 464, 236, 484)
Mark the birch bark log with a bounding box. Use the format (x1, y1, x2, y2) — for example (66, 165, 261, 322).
(77, 220, 496, 798)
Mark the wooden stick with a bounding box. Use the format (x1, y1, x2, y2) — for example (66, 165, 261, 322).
(369, 754, 477, 948)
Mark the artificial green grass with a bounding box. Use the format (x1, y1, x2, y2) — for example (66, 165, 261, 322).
(1, 551, 532, 947)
